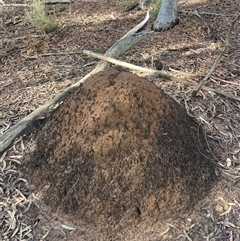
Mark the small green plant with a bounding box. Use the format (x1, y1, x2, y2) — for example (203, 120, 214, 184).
(117, 0, 138, 10)
(150, 0, 162, 19)
(25, 0, 56, 32)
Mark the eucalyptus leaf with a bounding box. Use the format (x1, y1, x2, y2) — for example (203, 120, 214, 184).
(61, 224, 76, 231)
(21, 225, 32, 233)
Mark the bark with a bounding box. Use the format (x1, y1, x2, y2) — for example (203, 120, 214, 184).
(153, 0, 179, 31)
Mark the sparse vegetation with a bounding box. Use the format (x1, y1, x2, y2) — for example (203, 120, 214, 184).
(117, 0, 138, 9)
(25, 0, 56, 32)
(150, 0, 162, 19)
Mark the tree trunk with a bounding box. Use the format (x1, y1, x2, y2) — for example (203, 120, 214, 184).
(153, 0, 179, 31)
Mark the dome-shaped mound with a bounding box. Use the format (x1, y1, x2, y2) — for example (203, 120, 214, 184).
(29, 68, 216, 232)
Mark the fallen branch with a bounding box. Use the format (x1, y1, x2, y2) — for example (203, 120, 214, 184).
(0, 1, 31, 7)
(83, 50, 193, 84)
(0, 11, 150, 154)
(21, 51, 85, 59)
(0, 0, 69, 6)
(178, 10, 236, 17)
(201, 86, 240, 102)
(192, 13, 240, 96)
(84, 50, 240, 102)
(45, 0, 70, 3)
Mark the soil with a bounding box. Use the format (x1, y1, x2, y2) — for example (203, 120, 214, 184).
(26, 68, 217, 234)
(1, 0, 240, 240)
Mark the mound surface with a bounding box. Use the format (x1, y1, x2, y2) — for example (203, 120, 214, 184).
(28, 69, 217, 231)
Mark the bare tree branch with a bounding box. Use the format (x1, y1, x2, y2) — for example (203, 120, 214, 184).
(83, 50, 192, 84)
(0, 0, 70, 7)
(201, 86, 240, 102)
(192, 13, 240, 97)
(0, 1, 31, 7)
(178, 10, 236, 17)
(45, 0, 70, 3)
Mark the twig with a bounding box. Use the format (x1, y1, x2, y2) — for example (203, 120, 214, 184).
(21, 51, 85, 59)
(81, 62, 98, 68)
(183, 231, 193, 241)
(48, 62, 75, 68)
(0, 0, 69, 6)
(40, 229, 51, 241)
(192, 13, 240, 96)
(201, 86, 240, 102)
(45, 0, 70, 3)
(83, 50, 194, 84)
(210, 76, 240, 86)
(193, 10, 203, 20)
(1, 3, 31, 7)
(178, 10, 236, 17)
(168, 67, 195, 76)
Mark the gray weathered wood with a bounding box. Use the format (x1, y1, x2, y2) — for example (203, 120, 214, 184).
(45, 0, 70, 4)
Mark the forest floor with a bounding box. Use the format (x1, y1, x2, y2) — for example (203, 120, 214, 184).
(1, 0, 240, 240)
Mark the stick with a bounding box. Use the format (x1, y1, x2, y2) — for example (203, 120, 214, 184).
(0, 0, 70, 6)
(178, 10, 236, 17)
(1, 2, 31, 7)
(0, 12, 150, 154)
(84, 49, 240, 102)
(45, 0, 70, 3)
(192, 13, 240, 97)
(201, 86, 240, 102)
(83, 50, 193, 84)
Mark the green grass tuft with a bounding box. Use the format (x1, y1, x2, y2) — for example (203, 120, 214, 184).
(117, 0, 139, 9)
(116, 0, 162, 20)
(150, 0, 162, 20)
(25, 0, 56, 33)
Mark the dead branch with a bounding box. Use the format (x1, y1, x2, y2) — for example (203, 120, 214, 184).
(0, 0, 70, 6)
(178, 10, 236, 17)
(83, 50, 192, 84)
(0, 1, 31, 7)
(45, 0, 70, 3)
(0, 11, 150, 154)
(201, 87, 240, 102)
(84, 50, 240, 102)
(21, 51, 85, 59)
(192, 13, 240, 97)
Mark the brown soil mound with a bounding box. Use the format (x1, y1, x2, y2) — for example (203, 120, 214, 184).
(28, 68, 217, 232)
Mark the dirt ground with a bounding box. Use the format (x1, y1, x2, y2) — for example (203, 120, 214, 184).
(25, 68, 218, 234)
(1, 0, 240, 240)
